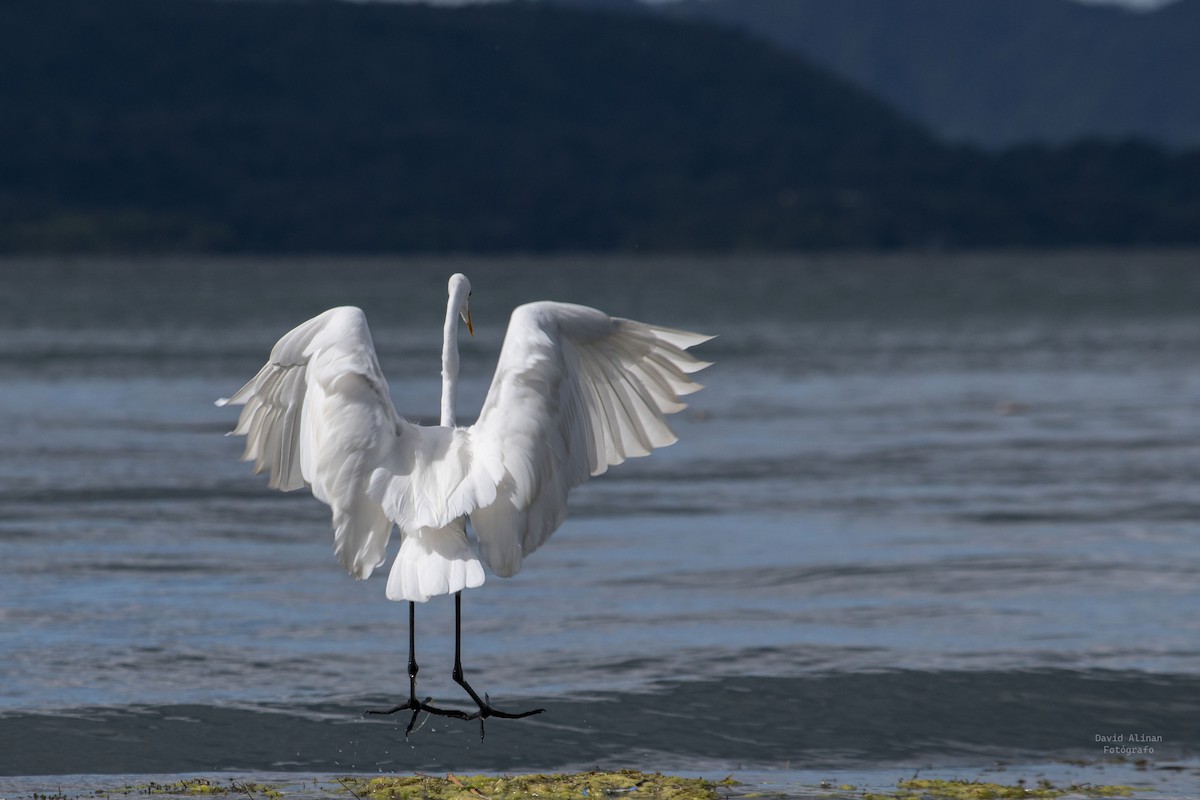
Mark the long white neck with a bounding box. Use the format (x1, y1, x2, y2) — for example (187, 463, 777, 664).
(440, 292, 460, 428)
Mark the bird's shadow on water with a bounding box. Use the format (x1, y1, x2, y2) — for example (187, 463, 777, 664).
(3, 669, 1196, 776)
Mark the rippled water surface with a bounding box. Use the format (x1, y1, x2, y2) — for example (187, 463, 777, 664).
(1, 253, 1199, 790)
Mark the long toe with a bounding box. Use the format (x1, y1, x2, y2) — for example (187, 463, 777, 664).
(479, 693, 546, 719)
(483, 704, 545, 719)
(365, 698, 418, 717)
(471, 701, 545, 741)
(404, 700, 434, 739)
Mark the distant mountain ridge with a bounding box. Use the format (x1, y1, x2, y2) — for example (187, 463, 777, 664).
(0, 0, 1198, 252)
(651, 0, 1200, 148)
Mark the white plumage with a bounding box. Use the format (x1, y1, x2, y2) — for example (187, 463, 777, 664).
(219, 276, 712, 603)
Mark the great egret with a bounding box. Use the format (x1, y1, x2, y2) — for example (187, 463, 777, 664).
(218, 273, 711, 737)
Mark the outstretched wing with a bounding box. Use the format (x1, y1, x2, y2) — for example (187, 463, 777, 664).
(463, 301, 712, 576)
(218, 306, 404, 579)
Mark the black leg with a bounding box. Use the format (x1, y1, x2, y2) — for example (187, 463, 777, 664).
(451, 591, 545, 740)
(366, 600, 474, 738)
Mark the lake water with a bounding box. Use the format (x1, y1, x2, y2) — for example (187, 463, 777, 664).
(1, 253, 1199, 795)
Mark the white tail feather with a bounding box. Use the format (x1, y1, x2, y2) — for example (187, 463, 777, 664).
(386, 523, 485, 603)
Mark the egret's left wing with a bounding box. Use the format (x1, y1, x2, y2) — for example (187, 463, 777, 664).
(463, 301, 712, 576)
(218, 306, 406, 579)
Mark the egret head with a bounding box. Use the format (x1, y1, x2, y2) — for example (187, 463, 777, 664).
(449, 273, 474, 337)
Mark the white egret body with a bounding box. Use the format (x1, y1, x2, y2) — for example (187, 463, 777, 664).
(218, 273, 711, 733)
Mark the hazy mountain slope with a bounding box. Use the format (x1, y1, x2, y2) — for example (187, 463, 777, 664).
(0, 0, 943, 251)
(661, 0, 1200, 147)
(0, 0, 1197, 252)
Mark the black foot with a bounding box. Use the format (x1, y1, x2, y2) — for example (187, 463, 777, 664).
(365, 696, 475, 739)
(459, 686, 545, 741)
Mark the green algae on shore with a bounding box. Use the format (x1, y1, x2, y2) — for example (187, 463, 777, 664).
(94, 778, 284, 797)
(340, 771, 726, 800)
(25, 771, 1151, 800)
(858, 778, 1134, 800)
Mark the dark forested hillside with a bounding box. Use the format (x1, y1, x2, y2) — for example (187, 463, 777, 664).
(661, 0, 1200, 148)
(0, 0, 1198, 253)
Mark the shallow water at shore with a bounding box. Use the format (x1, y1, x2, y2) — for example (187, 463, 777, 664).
(2, 252, 1199, 780)
(2, 670, 1198, 777)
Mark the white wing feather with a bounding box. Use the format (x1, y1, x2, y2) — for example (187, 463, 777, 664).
(221, 300, 711, 596)
(461, 301, 712, 577)
(221, 306, 435, 580)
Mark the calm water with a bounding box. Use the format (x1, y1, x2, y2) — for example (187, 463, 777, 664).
(1, 253, 1199, 790)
